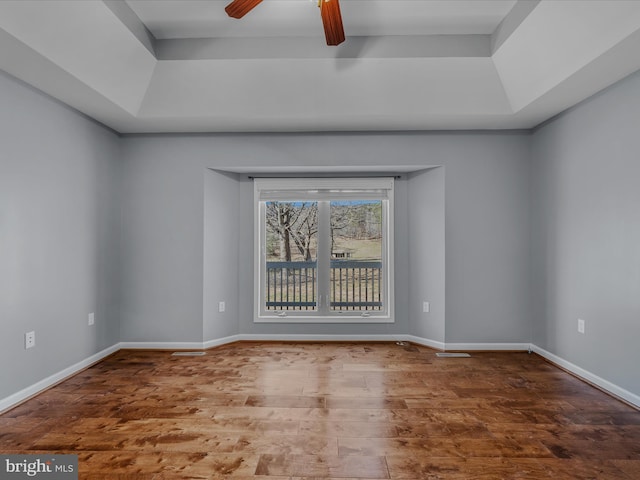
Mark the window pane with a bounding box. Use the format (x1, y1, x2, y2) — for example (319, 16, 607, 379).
(264, 201, 318, 311)
(330, 200, 383, 311)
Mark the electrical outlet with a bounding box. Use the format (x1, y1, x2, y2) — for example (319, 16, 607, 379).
(578, 318, 585, 334)
(218, 301, 226, 313)
(25, 331, 35, 349)
(423, 301, 430, 313)
(88, 312, 95, 326)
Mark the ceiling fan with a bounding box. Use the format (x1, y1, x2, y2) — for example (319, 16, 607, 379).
(225, 0, 346, 46)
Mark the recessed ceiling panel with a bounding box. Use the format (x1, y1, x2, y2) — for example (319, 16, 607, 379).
(126, 0, 516, 39)
(137, 57, 511, 127)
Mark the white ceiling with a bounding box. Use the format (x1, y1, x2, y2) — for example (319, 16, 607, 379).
(1, 0, 640, 133)
(127, 1, 516, 38)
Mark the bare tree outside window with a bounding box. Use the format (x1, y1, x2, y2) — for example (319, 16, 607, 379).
(265, 201, 318, 262)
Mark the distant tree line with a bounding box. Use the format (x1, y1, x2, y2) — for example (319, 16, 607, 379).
(331, 202, 382, 240)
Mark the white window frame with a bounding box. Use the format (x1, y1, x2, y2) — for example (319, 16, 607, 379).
(254, 177, 394, 323)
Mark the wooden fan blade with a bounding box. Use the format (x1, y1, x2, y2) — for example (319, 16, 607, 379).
(319, 0, 345, 46)
(225, 0, 263, 19)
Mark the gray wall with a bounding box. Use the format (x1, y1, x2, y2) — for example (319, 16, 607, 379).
(531, 70, 640, 395)
(203, 169, 240, 341)
(120, 132, 532, 343)
(119, 137, 205, 342)
(0, 72, 121, 399)
(443, 134, 532, 344)
(408, 167, 446, 344)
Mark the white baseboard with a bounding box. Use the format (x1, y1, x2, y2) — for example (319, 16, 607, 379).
(118, 334, 401, 349)
(236, 334, 403, 342)
(531, 345, 640, 409)
(0, 343, 120, 414)
(444, 342, 531, 351)
(119, 341, 205, 350)
(118, 336, 530, 353)
(403, 335, 445, 351)
(203, 334, 243, 349)
(232, 335, 529, 354)
(401, 335, 529, 352)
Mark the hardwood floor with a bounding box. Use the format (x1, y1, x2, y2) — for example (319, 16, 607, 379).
(1, 342, 639, 479)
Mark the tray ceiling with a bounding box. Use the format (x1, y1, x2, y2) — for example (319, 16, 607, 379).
(1, 0, 639, 133)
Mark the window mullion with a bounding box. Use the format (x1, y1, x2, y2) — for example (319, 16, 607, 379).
(316, 201, 331, 314)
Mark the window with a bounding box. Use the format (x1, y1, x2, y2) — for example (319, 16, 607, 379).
(254, 177, 394, 323)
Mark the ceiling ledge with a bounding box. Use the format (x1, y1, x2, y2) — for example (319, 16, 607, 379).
(0, 0, 156, 115)
(491, 0, 540, 54)
(511, 26, 640, 128)
(492, 0, 640, 112)
(103, 0, 157, 56)
(114, 113, 534, 134)
(212, 165, 435, 175)
(156, 35, 492, 60)
(0, 29, 136, 130)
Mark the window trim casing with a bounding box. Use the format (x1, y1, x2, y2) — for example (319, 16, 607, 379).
(254, 177, 394, 324)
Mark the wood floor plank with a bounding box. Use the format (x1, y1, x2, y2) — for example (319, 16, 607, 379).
(255, 453, 389, 478)
(299, 420, 400, 438)
(1, 342, 639, 479)
(76, 451, 260, 477)
(245, 395, 326, 408)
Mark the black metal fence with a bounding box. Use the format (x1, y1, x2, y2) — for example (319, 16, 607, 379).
(265, 260, 382, 310)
